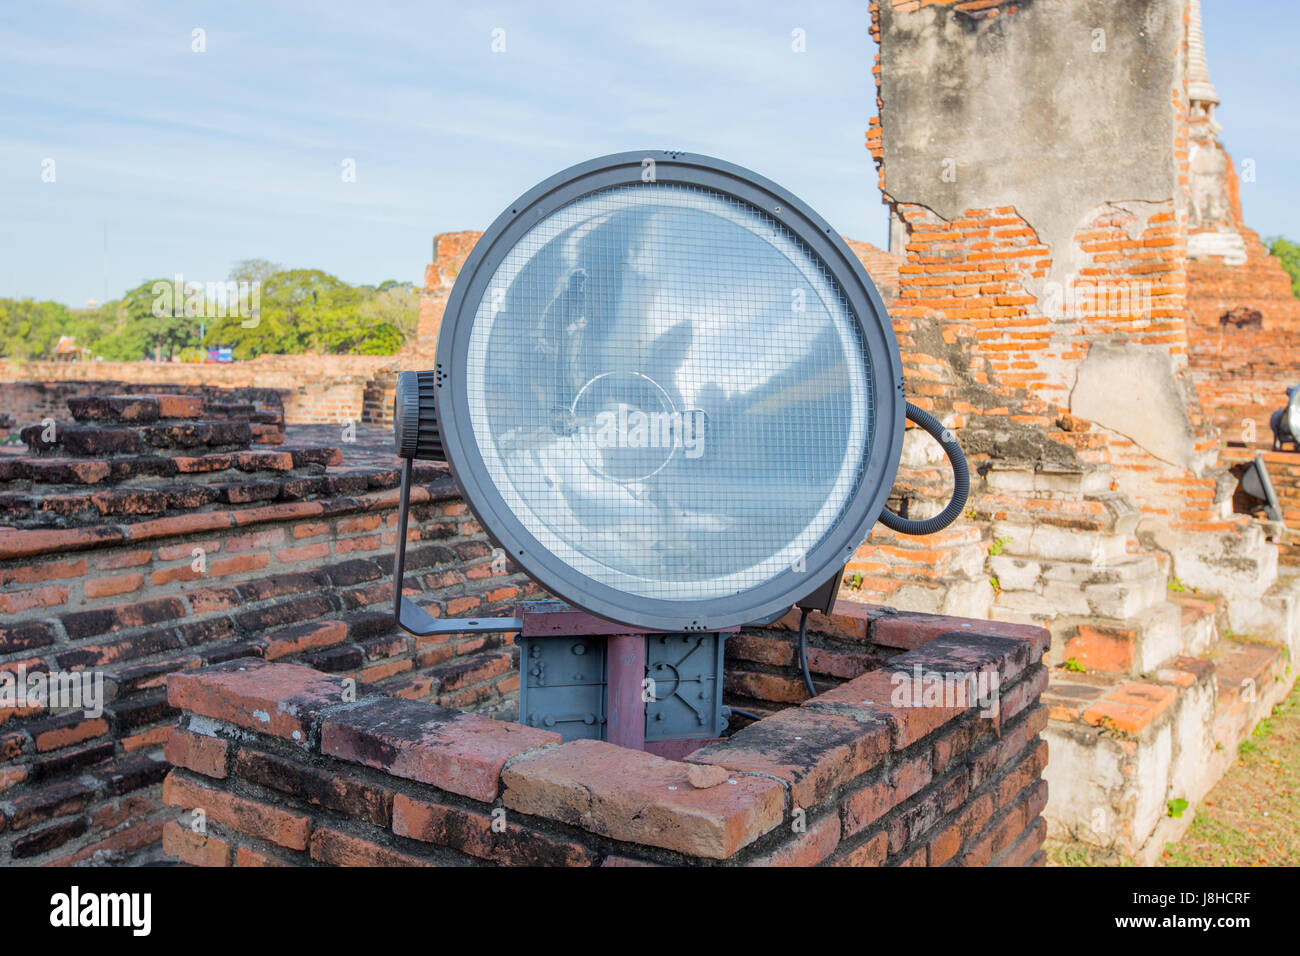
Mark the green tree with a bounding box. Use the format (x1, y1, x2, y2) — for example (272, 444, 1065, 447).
(1, 262, 419, 362)
(0, 298, 76, 359)
(1268, 237, 1300, 300)
(204, 267, 415, 358)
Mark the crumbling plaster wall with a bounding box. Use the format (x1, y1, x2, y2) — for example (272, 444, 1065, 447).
(880, 0, 1180, 287)
(877, 0, 1205, 475)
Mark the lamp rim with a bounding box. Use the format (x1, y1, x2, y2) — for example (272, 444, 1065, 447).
(434, 150, 906, 631)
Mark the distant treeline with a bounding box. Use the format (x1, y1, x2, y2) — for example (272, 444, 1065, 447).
(0, 259, 418, 362)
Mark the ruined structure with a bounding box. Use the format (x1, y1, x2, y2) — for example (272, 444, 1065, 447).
(859, 0, 1300, 860)
(0, 393, 528, 863)
(160, 612, 1049, 867)
(5, 0, 1295, 869)
(0, 384, 1049, 866)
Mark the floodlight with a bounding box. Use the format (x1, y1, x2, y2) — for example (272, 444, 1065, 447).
(1238, 452, 1283, 523)
(1270, 385, 1300, 451)
(388, 152, 968, 743)
(393, 151, 968, 635)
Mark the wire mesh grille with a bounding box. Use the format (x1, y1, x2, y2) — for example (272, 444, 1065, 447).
(465, 182, 874, 602)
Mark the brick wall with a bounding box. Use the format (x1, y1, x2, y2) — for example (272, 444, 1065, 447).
(414, 231, 481, 359)
(0, 388, 530, 864)
(0, 353, 398, 426)
(159, 610, 1049, 867)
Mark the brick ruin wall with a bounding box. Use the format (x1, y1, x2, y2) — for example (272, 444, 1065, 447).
(0, 393, 532, 864)
(5, 0, 1297, 867)
(0, 385, 1048, 865)
(161, 613, 1049, 868)
(1181, 114, 1300, 563)
(857, 0, 1300, 860)
(0, 354, 399, 430)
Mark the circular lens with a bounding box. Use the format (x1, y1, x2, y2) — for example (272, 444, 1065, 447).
(434, 153, 903, 629)
(462, 182, 873, 603)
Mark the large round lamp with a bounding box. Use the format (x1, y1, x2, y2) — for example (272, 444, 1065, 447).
(396, 151, 911, 632)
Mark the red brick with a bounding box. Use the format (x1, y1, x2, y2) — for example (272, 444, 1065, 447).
(0, 584, 69, 614)
(33, 716, 108, 752)
(262, 621, 348, 661)
(0, 557, 88, 586)
(155, 395, 203, 418)
(1082, 681, 1175, 734)
(150, 564, 203, 586)
(225, 528, 286, 553)
(125, 512, 232, 542)
(123, 725, 170, 752)
(872, 614, 1048, 662)
(321, 695, 558, 803)
(840, 750, 933, 838)
(277, 542, 330, 563)
(162, 771, 311, 849)
(232, 749, 394, 827)
(393, 794, 596, 866)
(167, 658, 352, 746)
(209, 553, 271, 577)
(749, 812, 841, 867)
(309, 827, 434, 867)
(165, 728, 230, 778)
(235, 845, 294, 867)
(0, 526, 127, 561)
(807, 670, 966, 749)
(162, 819, 232, 867)
(830, 830, 888, 867)
(502, 739, 785, 860)
(725, 670, 807, 704)
(47, 819, 164, 866)
(995, 737, 1049, 808)
(84, 573, 144, 598)
(688, 708, 888, 809)
(96, 549, 152, 570)
(994, 815, 1046, 867)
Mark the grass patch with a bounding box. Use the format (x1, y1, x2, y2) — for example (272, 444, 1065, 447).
(1048, 680, 1300, 866)
(1161, 685, 1299, 866)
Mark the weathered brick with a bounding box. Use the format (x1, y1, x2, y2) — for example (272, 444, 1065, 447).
(262, 620, 349, 661)
(393, 793, 596, 866)
(309, 826, 433, 866)
(830, 829, 888, 867)
(11, 817, 89, 858)
(29, 713, 110, 752)
(688, 708, 888, 810)
(0, 620, 55, 655)
(162, 819, 232, 867)
(6, 779, 95, 830)
(61, 596, 187, 641)
(167, 658, 352, 746)
(748, 812, 841, 867)
(163, 771, 312, 849)
(321, 695, 559, 802)
(164, 728, 230, 778)
(888, 631, 1032, 688)
(806, 669, 966, 749)
(233, 749, 394, 827)
(502, 739, 785, 860)
(235, 844, 294, 867)
(84, 572, 144, 598)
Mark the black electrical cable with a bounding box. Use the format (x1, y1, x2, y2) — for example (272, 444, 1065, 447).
(797, 607, 816, 699)
(729, 707, 763, 722)
(878, 401, 970, 537)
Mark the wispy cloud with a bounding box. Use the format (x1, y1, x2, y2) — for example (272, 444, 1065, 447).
(1, 0, 1291, 306)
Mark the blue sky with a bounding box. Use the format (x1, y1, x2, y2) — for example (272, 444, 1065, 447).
(0, 0, 1295, 307)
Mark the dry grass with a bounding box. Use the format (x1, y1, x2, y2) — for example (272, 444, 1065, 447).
(1044, 678, 1299, 867)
